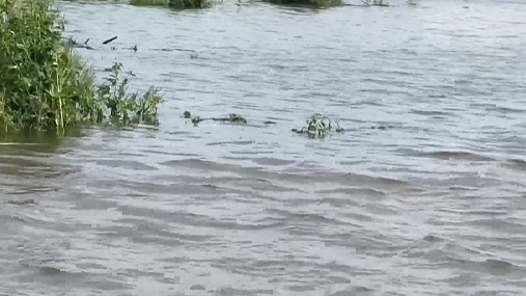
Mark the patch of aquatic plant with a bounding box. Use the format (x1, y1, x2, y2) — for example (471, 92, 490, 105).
(264, 0, 342, 8)
(97, 63, 162, 126)
(292, 114, 344, 139)
(130, 0, 168, 6)
(0, 0, 163, 134)
(183, 111, 247, 126)
(168, 0, 210, 9)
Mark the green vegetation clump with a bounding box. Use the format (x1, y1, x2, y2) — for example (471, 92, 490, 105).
(98, 63, 162, 126)
(264, 0, 342, 8)
(130, 0, 168, 6)
(0, 0, 162, 134)
(292, 114, 344, 139)
(168, 0, 210, 9)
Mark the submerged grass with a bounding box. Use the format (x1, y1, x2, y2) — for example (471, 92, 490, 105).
(0, 0, 163, 135)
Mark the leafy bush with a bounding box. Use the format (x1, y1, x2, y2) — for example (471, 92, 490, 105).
(0, 0, 163, 135)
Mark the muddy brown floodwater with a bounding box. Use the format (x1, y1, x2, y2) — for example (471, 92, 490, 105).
(1, 0, 526, 295)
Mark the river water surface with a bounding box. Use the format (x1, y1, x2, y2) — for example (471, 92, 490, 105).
(1, 0, 526, 295)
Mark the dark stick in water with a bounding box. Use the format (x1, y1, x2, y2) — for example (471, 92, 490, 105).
(102, 36, 118, 45)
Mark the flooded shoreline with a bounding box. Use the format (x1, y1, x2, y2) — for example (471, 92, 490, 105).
(1, 0, 526, 295)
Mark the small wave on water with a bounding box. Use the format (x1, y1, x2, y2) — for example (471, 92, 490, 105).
(1, 0, 526, 295)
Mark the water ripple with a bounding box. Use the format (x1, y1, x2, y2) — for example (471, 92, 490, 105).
(1, 0, 526, 295)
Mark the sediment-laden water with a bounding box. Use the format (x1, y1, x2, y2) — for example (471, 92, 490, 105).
(1, 0, 526, 295)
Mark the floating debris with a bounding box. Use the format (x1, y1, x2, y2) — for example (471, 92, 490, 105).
(184, 111, 247, 126)
(213, 114, 247, 124)
(7, 199, 35, 206)
(102, 36, 118, 45)
(59, 37, 94, 50)
(370, 124, 394, 130)
(362, 0, 389, 6)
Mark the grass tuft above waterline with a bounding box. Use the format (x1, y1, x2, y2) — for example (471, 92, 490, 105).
(292, 114, 344, 138)
(0, 0, 163, 135)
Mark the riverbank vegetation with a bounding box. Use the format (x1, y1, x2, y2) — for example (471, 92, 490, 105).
(0, 0, 162, 135)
